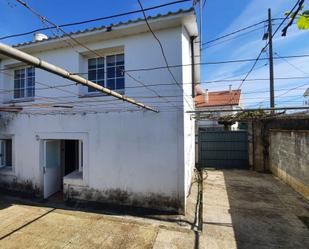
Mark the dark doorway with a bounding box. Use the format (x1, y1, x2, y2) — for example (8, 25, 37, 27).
(62, 140, 79, 176)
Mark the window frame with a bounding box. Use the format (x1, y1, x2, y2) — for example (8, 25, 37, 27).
(85, 52, 125, 95)
(13, 66, 35, 101)
(0, 138, 13, 169)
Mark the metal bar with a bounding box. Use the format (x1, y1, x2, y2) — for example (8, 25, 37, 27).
(0, 107, 22, 112)
(187, 106, 309, 113)
(0, 42, 159, 113)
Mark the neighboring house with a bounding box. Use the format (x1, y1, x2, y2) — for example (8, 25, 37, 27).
(0, 9, 199, 213)
(304, 88, 309, 105)
(194, 85, 242, 130)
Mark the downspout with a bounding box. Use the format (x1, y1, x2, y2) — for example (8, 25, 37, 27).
(190, 36, 197, 98)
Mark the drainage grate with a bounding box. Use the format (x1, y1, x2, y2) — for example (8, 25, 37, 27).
(298, 216, 309, 229)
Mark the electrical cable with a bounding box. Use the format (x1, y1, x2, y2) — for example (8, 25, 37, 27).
(0, 0, 192, 41)
(137, 0, 194, 110)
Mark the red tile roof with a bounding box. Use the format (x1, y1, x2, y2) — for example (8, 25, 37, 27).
(195, 90, 241, 107)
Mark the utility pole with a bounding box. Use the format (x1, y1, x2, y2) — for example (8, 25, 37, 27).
(199, 0, 203, 55)
(268, 8, 275, 112)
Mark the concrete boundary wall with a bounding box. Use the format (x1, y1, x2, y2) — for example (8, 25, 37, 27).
(251, 117, 309, 200)
(270, 130, 309, 200)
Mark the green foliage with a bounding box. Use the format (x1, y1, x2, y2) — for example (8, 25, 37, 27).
(218, 110, 267, 122)
(297, 15, 309, 29)
(286, 7, 309, 30)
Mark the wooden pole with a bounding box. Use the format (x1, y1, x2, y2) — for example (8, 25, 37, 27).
(268, 8, 275, 113)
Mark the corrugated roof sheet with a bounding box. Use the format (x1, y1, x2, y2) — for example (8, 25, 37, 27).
(13, 8, 194, 48)
(195, 90, 241, 107)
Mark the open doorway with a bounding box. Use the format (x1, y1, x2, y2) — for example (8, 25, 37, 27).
(62, 140, 79, 176)
(43, 139, 82, 199)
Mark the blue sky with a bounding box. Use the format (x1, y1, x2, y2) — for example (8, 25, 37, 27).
(1, 0, 309, 108)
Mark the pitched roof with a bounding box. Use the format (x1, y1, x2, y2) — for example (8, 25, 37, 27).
(195, 90, 241, 108)
(304, 88, 309, 97)
(13, 8, 194, 48)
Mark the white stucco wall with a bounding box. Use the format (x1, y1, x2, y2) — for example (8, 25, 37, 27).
(0, 24, 197, 212)
(181, 27, 195, 200)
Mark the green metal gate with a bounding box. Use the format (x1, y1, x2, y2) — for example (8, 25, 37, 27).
(198, 130, 249, 169)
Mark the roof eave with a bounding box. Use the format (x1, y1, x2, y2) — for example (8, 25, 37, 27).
(0, 9, 196, 57)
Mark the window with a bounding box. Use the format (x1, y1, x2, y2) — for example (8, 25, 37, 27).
(0, 139, 12, 168)
(14, 67, 35, 99)
(88, 58, 104, 93)
(106, 54, 125, 91)
(87, 53, 124, 93)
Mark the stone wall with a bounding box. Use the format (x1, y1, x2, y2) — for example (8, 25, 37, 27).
(251, 117, 309, 200)
(270, 130, 309, 200)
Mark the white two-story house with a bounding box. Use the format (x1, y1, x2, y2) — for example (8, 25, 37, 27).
(0, 8, 199, 213)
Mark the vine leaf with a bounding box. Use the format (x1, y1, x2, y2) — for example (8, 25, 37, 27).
(297, 14, 309, 29)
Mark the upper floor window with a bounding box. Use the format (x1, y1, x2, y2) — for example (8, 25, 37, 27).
(87, 53, 124, 93)
(14, 67, 35, 99)
(88, 57, 104, 93)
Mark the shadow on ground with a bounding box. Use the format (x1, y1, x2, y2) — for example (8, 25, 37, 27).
(0, 175, 203, 249)
(219, 170, 309, 249)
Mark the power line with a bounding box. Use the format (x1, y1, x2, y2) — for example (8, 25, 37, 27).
(277, 82, 309, 98)
(2, 63, 309, 91)
(0, 0, 192, 41)
(0, 84, 306, 106)
(46, 9, 182, 111)
(2, 69, 309, 96)
(199, 18, 294, 47)
(0, 70, 95, 108)
(274, 51, 309, 76)
(2, 54, 309, 74)
(125, 71, 182, 110)
(5, 0, 308, 112)
(255, 81, 309, 107)
(137, 0, 194, 110)
(3, 93, 304, 114)
(200, 20, 266, 46)
(201, 26, 265, 50)
(14, 0, 165, 112)
(123, 54, 309, 72)
(228, 0, 302, 105)
(15, 0, 181, 112)
(188, 106, 309, 113)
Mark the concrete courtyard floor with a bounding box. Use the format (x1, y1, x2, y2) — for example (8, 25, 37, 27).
(202, 170, 309, 248)
(0, 170, 308, 249)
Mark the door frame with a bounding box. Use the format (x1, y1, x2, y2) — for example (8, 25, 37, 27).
(35, 132, 89, 196)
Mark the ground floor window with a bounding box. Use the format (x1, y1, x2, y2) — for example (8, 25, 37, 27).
(0, 139, 12, 168)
